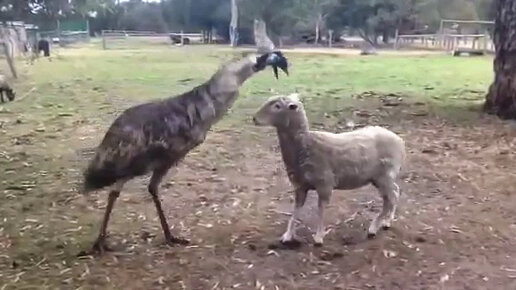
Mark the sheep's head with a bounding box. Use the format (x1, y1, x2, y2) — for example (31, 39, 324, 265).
(253, 93, 306, 128)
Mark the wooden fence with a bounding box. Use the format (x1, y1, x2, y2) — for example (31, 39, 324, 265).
(101, 30, 214, 50)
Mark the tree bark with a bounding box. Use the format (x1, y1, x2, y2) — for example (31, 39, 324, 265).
(253, 19, 275, 53)
(229, 0, 238, 47)
(485, 0, 516, 119)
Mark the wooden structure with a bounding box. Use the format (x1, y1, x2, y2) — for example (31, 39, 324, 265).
(101, 30, 210, 49)
(395, 19, 495, 54)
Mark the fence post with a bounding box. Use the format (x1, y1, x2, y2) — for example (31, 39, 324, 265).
(102, 30, 106, 50)
(483, 30, 488, 54)
(86, 19, 91, 42)
(438, 20, 444, 48)
(180, 30, 184, 45)
(328, 30, 333, 48)
(394, 29, 399, 49)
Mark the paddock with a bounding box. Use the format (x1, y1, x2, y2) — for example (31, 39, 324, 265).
(0, 44, 515, 289)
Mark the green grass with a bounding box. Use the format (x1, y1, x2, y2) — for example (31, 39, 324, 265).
(0, 42, 494, 288)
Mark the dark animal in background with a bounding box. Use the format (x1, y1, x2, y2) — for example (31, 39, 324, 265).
(0, 75, 15, 103)
(81, 51, 289, 255)
(37, 40, 50, 57)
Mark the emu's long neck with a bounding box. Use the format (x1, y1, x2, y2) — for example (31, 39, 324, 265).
(206, 57, 259, 116)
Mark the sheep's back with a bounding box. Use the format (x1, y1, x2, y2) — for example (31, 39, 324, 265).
(308, 126, 404, 189)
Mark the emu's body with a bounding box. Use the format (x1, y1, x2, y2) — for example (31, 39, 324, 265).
(253, 94, 405, 245)
(83, 53, 288, 254)
(0, 75, 15, 103)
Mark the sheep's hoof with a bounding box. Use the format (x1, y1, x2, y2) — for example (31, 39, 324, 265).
(166, 236, 190, 246)
(313, 234, 325, 246)
(367, 232, 377, 239)
(268, 239, 302, 250)
(381, 219, 392, 230)
(281, 239, 302, 248)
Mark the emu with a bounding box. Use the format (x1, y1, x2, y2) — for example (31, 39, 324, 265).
(253, 94, 405, 245)
(81, 52, 289, 255)
(0, 75, 15, 103)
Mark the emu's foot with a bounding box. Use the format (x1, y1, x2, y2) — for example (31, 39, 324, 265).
(268, 239, 302, 250)
(280, 238, 302, 249)
(78, 238, 113, 256)
(166, 236, 190, 246)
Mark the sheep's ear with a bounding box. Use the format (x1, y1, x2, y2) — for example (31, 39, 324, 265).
(288, 103, 298, 110)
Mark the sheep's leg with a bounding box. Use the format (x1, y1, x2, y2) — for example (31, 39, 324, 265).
(314, 187, 332, 246)
(0, 90, 4, 103)
(281, 188, 308, 243)
(148, 167, 189, 246)
(383, 182, 400, 228)
(368, 179, 399, 237)
(88, 180, 125, 255)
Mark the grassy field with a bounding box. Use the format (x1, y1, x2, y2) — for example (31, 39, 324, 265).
(1, 43, 515, 289)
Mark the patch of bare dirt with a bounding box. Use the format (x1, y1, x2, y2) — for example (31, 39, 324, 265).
(2, 97, 516, 289)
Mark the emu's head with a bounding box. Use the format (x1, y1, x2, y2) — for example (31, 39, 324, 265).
(255, 51, 289, 79)
(253, 93, 307, 129)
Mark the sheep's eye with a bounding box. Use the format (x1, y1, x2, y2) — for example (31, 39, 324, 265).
(273, 103, 281, 110)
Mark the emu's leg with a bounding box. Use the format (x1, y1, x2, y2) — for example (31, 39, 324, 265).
(281, 187, 308, 244)
(89, 180, 125, 255)
(148, 167, 189, 245)
(0, 90, 4, 103)
(368, 178, 399, 237)
(314, 187, 332, 246)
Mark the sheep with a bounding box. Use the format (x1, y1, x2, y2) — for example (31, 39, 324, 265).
(253, 93, 405, 246)
(80, 51, 289, 255)
(0, 75, 15, 103)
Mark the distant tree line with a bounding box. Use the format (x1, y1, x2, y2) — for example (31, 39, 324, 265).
(0, 0, 496, 44)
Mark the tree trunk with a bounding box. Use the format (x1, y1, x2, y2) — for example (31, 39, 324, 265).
(485, 0, 516, 119)
(229, 0, 238, 47)
(253, 19, 275, 53)
(315, 21, 320, 45)
(382, 29, 389, 44)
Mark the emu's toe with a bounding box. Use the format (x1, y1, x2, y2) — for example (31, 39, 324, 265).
(78, 238, 114, 256)
(166, 236, 190, 246)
